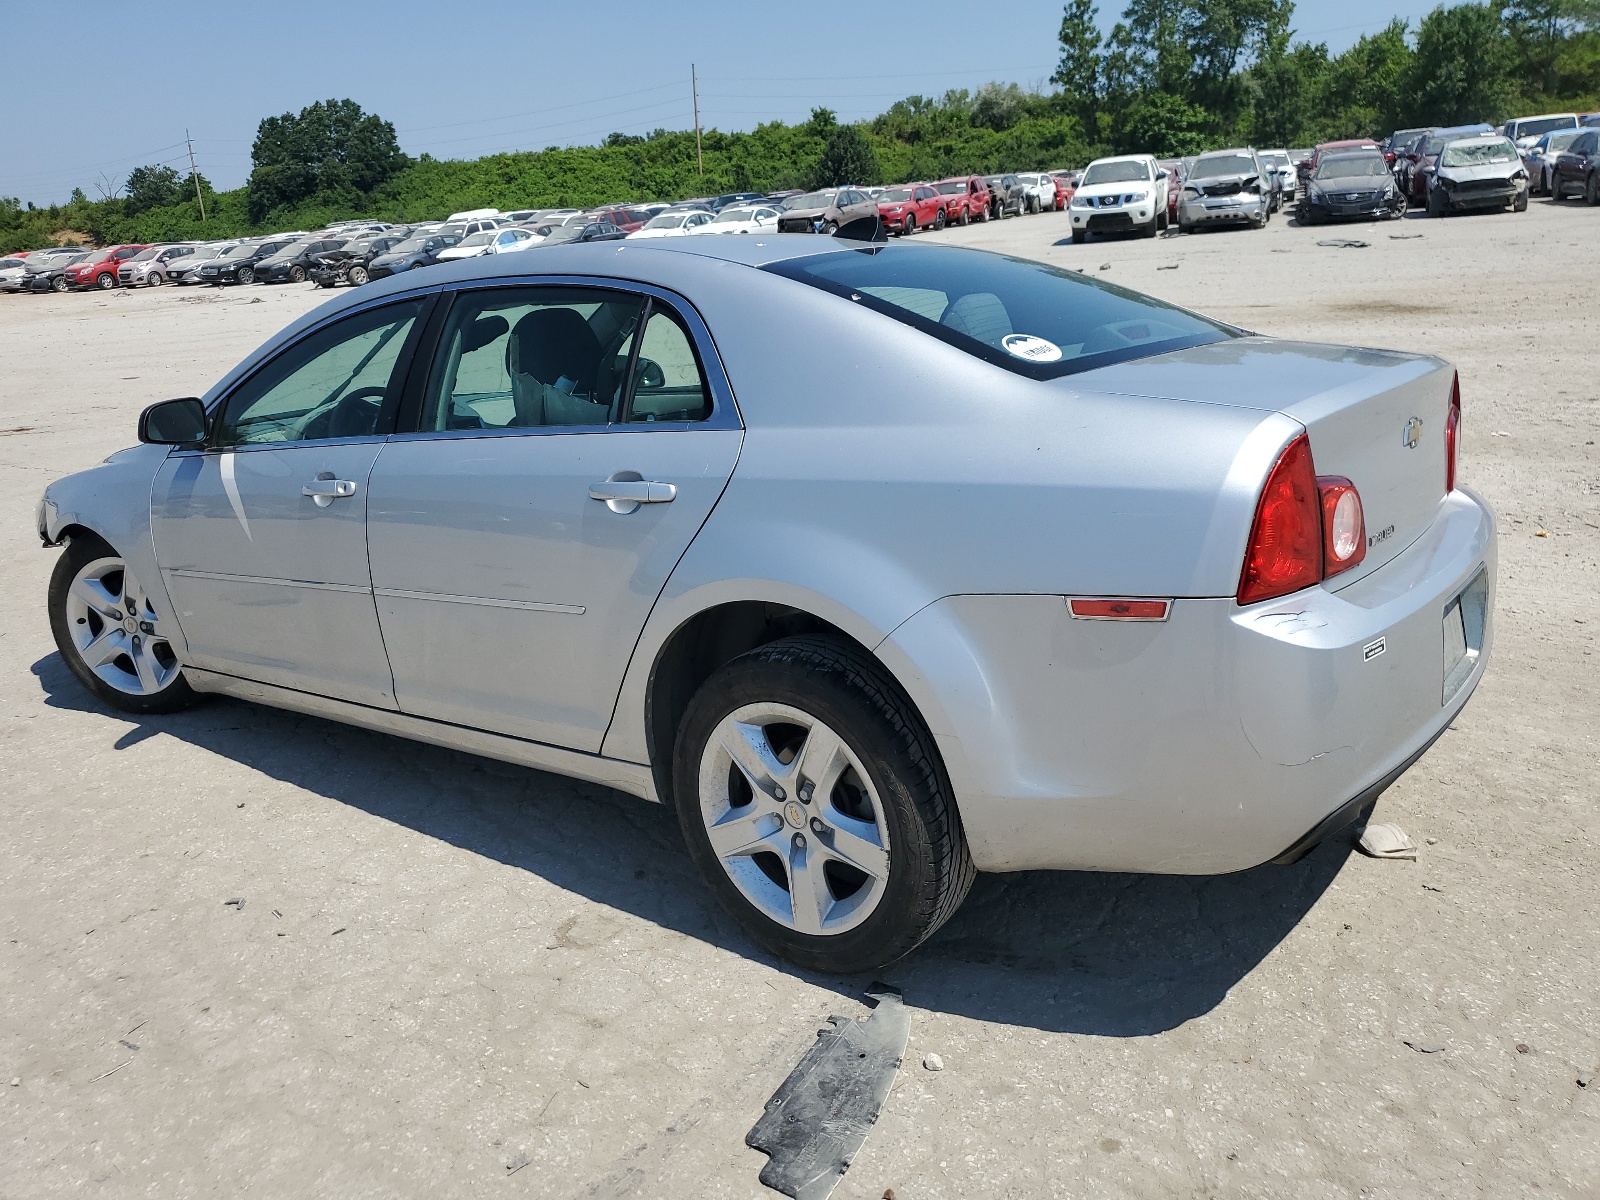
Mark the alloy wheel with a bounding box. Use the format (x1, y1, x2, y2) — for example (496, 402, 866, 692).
(63, 556, 181, 697)
(696, 702, 892, 937)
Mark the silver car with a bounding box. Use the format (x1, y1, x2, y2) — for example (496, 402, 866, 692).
(38, 238, 1495, 973)
(1177, 148, 1272, 231)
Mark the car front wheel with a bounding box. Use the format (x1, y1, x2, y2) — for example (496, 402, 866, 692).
(95, 272, 115, 290)
(49, 534, 200, 715)
(673, 636, 974, 974)
(237, 266, 255, 284)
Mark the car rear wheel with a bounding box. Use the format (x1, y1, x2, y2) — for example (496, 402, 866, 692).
(347, 264, 369, 286)
(49, 535, 201, 715)
(237, 266, 255, 285)
(673, 636, 974, 974)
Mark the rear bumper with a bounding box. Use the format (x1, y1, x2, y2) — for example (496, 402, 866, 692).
(878, 487, 1496, 874)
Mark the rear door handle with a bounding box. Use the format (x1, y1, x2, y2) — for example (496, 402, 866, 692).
(589, 480, 677, 513)
(302, 479, 358, 508)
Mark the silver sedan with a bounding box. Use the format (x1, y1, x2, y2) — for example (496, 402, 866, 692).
(38, 237, 1496, 973)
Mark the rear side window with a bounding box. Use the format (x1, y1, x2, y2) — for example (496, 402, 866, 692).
(765, 244, 1235, 379)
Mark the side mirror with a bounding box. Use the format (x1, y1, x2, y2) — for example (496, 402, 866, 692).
(139, 397, 207, 446)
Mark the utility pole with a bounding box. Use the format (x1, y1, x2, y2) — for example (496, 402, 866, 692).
(692, 65, 703, 179)
(186, 129, 207, 221)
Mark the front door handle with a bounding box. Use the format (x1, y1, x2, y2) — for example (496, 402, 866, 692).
(302, 478, 358, 508)
(589, 480, 677, 514)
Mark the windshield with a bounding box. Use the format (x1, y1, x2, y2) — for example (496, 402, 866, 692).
(1516, 115, 1576, 138)
(785, 192, 835, 210)
(934, 182, 966, 195)
(1189, 153, 1256, 180)
(543, 226, 583, 243)
(764, 244, 1233, 380)
(129, 247, 161, 261)
(879, 188, 915, 202)
(712, 209, 756, 223)
(1543, 130, 1584, 153)
(457, 231, 495, 247)
(1440, 138, 1518, 167)
(644, 214, 685, 229)
(82, 249, 114, 264)
(1259, 152, 1290, 169)
(1082, 160, 1150, 186)
(390, 236, 430, 253)
(218, 243, 256, 259)
(1316, 155, 1389, 179)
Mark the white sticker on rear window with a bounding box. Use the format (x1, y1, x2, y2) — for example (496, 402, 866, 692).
(1001, 333, 1063, 363)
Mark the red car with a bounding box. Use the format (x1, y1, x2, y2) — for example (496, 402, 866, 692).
(931, 175, 991, 224)
(1047, 171, 1078, 211)
(63, 244, 149, 290)
(876, 183, 948, 235)
(587, 206, 648, 233)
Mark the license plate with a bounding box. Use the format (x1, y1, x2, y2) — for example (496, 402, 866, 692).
(1442, 567, 1487, 703)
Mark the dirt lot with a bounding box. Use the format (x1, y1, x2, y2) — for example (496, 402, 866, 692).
(2, 202, 1597, 1199)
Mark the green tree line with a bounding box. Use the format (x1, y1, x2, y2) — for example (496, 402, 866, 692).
(3, 1, 1595, 253)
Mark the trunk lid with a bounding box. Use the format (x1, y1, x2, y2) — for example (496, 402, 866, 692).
(1066, 336, 1455, 586)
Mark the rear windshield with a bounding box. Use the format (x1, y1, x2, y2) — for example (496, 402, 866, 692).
(764, 244, 1234, 380)
(1515, 115, 1575, 138)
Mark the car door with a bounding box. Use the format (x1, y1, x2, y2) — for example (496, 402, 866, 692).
(151, 297, 430, 708)
(365, 283, 742, 752)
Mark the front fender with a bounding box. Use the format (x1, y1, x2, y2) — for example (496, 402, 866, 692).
(39, 444, 186, 657)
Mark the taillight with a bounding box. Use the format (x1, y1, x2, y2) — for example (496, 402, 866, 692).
(1445, 373, 1461, 494)
(1238, 434, 1322, 604)
(1317, 477, 1366, 578)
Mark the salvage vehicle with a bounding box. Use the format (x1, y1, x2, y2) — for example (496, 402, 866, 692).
(982, 174, 1028, 219)
(691, 206, 782, 235)
(632, 210, 716, 238)
(1013, 173, 1059, 213)
(1425, 135, 1528, 216)
(777, 189, 879, 234)
(37, 238, 1494, 974)
(1296, 140, 1380, 194)
(536, 221, 629, 246)
(1069, 154, 1168, 241)
(1300, 151, 1407, 223)
(1176, 148, 1271, 232)
(254, 238, 350, 284)
(307, 235, 408, 288)
(931, 176, 991, 225)
(194, 238, 301, 286)
(365, 231, 464, 280)
(167, 243, 237, 285)
(63, 244, 149, 290)
(1503, 112, 1578, 147)
(1523, 128, 1588, 193)
(23, 250, 92, 292)
(1402, 125, 1495, 205)
(875, 185, 946, 235)
(1549, 127, 1600, 204)
(0, 256, 29, 292)
(1259, 150, 1295, 205)
(117, 244, 197, 287)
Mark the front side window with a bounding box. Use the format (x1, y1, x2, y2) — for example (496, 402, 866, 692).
(218, 300, 424, 446)
(765, 244, 1234, 380)
(420, 288, 645, 432)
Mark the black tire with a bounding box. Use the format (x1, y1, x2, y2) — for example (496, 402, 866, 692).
(237, 266, 255, 285)
(147, 271, 163, 287)
(1427, 187, 1447, 217)
(95, 272, 116, 290)
(1178, 219, 1193, 234)
(347, 264, 369, 286)
(52, 275, 68, 292)
(672, 636, 975, 974)
(932, 207, 946, 231)
(1071, 227, 1087, 244)
(48, 533, 201, 716)
(1551, 176, 1565, 201)
(902, 215, 915, 237)
(1140, 213, 1158, 238)
(1513, 186, 1528, 213)
(1587, 174, 1599, 206)
(821, 221, 838, 236)
(288, 265, 306, 283)
(957, 206, 969, 226)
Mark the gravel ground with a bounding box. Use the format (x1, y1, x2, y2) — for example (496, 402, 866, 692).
(2, 200, 1596, 1199)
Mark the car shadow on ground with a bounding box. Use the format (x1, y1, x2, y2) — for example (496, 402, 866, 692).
(34, 653, 1349, 1038)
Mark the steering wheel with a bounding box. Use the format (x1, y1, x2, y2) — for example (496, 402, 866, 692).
(300, 385, 390, 440)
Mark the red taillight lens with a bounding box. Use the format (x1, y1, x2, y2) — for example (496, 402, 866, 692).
(1445, 373, 1461, 494)
(1317, 477, 1366, 578)
(1238, 434, 1322, 604)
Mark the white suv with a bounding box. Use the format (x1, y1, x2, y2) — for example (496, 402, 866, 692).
(1068, 154, 1169, 242)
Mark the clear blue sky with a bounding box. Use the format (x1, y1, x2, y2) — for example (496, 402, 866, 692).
(2, 0, 1440, 206)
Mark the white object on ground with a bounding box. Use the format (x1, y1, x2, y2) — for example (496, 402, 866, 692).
(1357, 823, 1417, 860)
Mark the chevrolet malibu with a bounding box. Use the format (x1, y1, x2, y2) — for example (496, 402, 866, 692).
(38, 238, 1495, 974)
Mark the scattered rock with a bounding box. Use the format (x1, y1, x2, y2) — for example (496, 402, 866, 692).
(1535, 530, 1549, 537)
(1426, 837, 1439, 845)
(1516, 1043, 1530, 1054)
(1422, 883, 1445, 892)
(1357, 823, 1417, 860)
(1098, 262, 1112, 271)
(506, 1152, 530, 1174)
(1403, 1039, 1446, 1054)
(1578, 1068, 1594, 1088)
(1157, 263, 1180, 270)
(923, 1052, 945, 1072)
(9, 1077, 18, 1087)
(1317, 238, 1370, 248)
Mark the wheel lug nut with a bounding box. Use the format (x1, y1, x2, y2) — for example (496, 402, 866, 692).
(799, 782, 814, 803)
(773, 785, 786, 801)
(810, 818, 826, 835)
(792, 833, 805, 849)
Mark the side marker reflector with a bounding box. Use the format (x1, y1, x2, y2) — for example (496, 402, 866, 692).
(1068, 598, 1172, 621)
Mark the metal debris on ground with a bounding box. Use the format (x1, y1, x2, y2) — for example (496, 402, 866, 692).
(1389, 233, 1425, 239)
(506, 1153, 530, 1174)
(1317, 238, 1370, 249)
(1157, 263, 1180, 270)
(747, 983, 910, 1200)
(1098, 263, 1112, 271)
(1357, 823, 1417, 860)
(1403, 1039, 1446, 1054)
(118, 1040, 139, 1051)
(223, 898, 245, 909)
